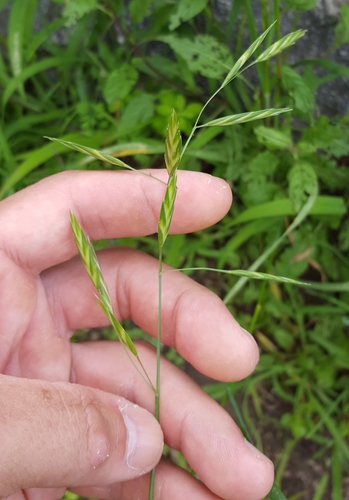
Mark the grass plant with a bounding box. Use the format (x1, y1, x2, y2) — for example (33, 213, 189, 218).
(1, 0, 349, 498)
(48, 23, 343, 500)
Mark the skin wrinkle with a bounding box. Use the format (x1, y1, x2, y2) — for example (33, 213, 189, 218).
(163, 285, 193, 350)
(142, 180, 165, 235)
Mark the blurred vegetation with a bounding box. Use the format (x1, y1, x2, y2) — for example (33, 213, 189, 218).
(1, 0, 349, 498)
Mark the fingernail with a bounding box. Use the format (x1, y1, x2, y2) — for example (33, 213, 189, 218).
(244, 439, 273, 464)
(121, 404, 163, 472)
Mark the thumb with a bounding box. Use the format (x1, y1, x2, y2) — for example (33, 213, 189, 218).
(0, 374, 163, 496)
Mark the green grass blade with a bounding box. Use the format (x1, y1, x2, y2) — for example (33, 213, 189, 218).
(25, 18, 65, 62)
(0, 133, 102, 199)
(314, 474, 329, 500)
(267, 484, 288, 500)
(307, 391, 349, 463)
(255, 30, 307, 64)
(332, 445, 343, 500)
(222, 21, 277, 87)
(2, 57, 64, 111)
(199, 108, 291, 127)
(4, 110, 69, 139)
(229, 196, 347, 226)
(8, 0, 31, 97)
(223, 185, 318, 303)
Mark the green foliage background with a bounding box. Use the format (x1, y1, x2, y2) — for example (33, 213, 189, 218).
(0, 0, 349, 498)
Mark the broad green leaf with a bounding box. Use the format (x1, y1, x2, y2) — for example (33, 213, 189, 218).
(267, 483, 289, 499)
(229, 196, 347, 226)
(134, 55, 181, 79)
(248, 151, 279, 175)
(222, 21, 276, 87)
(282, 66, 315, 113)
(119, 93, 155, 132)
(158, 34, 233, 79)
(61, 0, 98, 26)
(130, 0, 152, 23)
(186, 144, 228, 164)
(288, 161, 318, 212)
(169, 0, 209, 31)
(200, 108, 291, 127)
(255, 30, 307, 64)
(103, 65, 138, 108)
(254, 125, 293, 150)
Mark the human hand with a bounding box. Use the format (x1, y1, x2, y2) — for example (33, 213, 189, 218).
(0, 170, 274, 500)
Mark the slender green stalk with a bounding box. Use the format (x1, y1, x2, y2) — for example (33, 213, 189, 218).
(148, 250, 163, 500)
(273, 0, 282, 127)
(180, 86, 222, 159)
(156, 248, 163, 423)
(245, 0, 266, 106)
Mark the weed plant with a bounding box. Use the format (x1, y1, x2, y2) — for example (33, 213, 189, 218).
(1, 1, 349, 499)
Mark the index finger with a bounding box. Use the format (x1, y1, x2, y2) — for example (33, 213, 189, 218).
(0, 170, 231, 273)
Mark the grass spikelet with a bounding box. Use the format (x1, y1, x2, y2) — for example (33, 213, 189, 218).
(158, 174, 177, 248)
(222, 21, 276, 87)
(200, 108, 292, 127)
(46, 137, 136, 170)
(158, 110, 182, 248)
(255, 30, 307, 63)
(69, 211, 138, 356)
(164, 109, 182, 176)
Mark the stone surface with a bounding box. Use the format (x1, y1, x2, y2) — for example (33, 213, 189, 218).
(214, 0, 349, 116)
